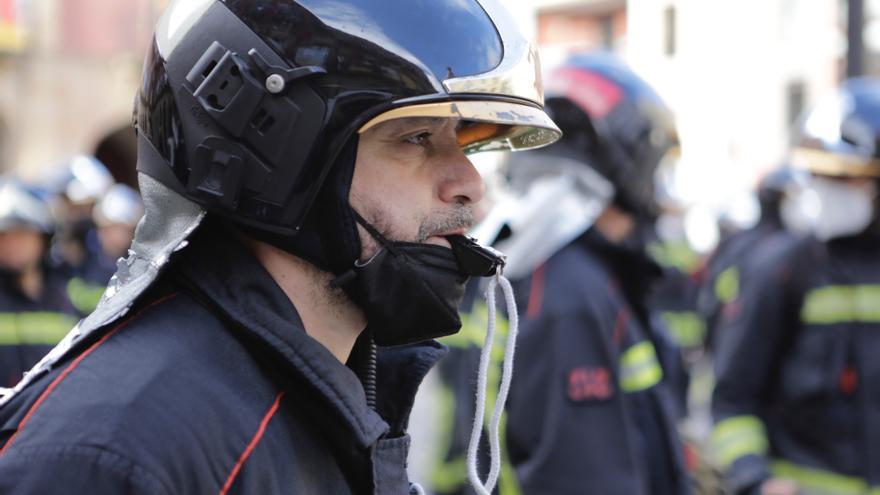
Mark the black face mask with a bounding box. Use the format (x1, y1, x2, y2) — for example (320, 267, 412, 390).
(333, 213, 504, 346)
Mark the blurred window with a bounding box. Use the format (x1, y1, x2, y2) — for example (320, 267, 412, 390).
(787, 81, 807, 125)
(664, 6, 677, 56)
(601, 15, 614, 49)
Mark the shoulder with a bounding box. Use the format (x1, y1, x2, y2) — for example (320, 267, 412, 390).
(518, 241, 617, 318)
(513, 242, 619, 346)
(0, 290, 284, 491)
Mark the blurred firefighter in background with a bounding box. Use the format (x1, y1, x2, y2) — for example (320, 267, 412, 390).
(472, 53, 690, 495)
(45, 155, 117, 314)
(0, 179, 79, 387)
(699, 165, 803, 353)
(647, 156, 706, 396)
(91, 184, 143, 270)
(712, 78, 880, 495)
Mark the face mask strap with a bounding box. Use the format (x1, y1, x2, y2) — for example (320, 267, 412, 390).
(350, 208, 402, 257)
(466, 272, 519, 495)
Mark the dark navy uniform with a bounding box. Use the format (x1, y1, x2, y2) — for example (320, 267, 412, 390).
(505, 230, 690, 495)
(712, 231, 880, 494)
(0, 227, 442, 494)
(0, 266, 80, 387)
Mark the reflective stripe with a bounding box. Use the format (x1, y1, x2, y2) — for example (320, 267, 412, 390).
(647, 241, 701, 273)
(441, 302, 509, 351)
(661, 311, 707, 348)
(710, 416, 768, 468)
(801, 285, 880, 325)
(0, 311, 77, 345)
(771, 460, 880, 495)
(66, 277, 107, 315)
(619, 341, 663, 393)
(715, 266, 740, 304)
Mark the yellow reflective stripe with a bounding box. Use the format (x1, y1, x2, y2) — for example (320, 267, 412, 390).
(770, 460, 880, 495)
(661, 311, 707, 348)
(647, 241, 701, 272)
(0, 312, 76, 345)
(801, 285, 880, 325)
(711, 415, 768, 467)
(66, 277, 107, 315)
(619, 341, 663, 392)
(441, 302, 509, 350)
(0, 313, 18, 345)
(715, 266, 740, 304)
(17, 312, 76, 345)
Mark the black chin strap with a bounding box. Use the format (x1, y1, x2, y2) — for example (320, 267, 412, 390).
(350, 209, 401, 256)
(329, 209, 391, 289)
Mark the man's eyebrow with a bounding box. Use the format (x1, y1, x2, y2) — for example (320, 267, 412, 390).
(380, 117, 451, 134)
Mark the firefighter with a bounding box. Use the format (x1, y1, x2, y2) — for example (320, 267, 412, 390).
(0, 179, 79, 386)
(699, 165, 803, 352)
(59, 183, 146, 314)
(500, 53, 690, 494)
(0, 0, 560, 493)
(712, 78, 880, 495)
(45, 155, 118, 314)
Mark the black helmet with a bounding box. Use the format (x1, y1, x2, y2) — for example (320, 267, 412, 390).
(135, 0, 560, 272)
(792, 77, 880, 178)
(539, 52, 678, 217)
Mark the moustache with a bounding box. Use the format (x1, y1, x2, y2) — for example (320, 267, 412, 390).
(416, 205, 475, 242)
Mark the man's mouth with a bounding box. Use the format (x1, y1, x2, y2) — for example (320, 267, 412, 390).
(425, 235, 453, 248)
(425, 229, 468, 249)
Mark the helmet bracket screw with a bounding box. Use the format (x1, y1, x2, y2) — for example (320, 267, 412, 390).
(266, 74, 286, 94)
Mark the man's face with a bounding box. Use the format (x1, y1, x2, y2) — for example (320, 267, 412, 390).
(350, 117, 486, 259)
(0, 228, 45, 273)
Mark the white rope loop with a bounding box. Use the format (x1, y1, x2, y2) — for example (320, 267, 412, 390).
(466, 273, 519, 495)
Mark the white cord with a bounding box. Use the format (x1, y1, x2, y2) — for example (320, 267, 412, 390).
(466, 273, 519, 495)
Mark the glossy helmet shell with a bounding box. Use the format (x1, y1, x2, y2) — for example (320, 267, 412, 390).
(541, 52, 678, 216)
(135, 0, 560, 246)
(793, 77, 880, 178)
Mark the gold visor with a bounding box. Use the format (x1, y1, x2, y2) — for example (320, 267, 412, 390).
(358, 100, 561, 154)
(792, 147, 880, 178)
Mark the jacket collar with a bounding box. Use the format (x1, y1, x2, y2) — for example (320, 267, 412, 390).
(173, 221, 444, 449)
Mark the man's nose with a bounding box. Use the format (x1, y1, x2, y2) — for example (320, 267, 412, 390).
(438, 149, 486, 205)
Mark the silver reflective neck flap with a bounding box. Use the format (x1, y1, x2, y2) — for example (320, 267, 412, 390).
(0, 174, 205, 406)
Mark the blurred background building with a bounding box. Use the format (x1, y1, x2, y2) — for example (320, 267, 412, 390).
(0, 0, 874, 249)
(0, 0, 170, 188)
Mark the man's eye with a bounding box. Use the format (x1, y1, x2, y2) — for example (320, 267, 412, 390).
(403, 132, 432, 146)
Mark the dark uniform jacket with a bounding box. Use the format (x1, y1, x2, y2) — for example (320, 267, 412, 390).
(712, 231, 880, 495)
(0, 225, 444, 494)
(699, 217, 785, 351)
(0, 266, 80, 387)
(505, 230, 690, 495)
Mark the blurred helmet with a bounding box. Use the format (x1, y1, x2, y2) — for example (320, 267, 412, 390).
(792, 78, 880, 178)
(46, 155, 115, 205)
(756, 164, 808, 215)
(135, 0, 561, 272)
(93, 184, 144, 228)
(0, 179, 54, 234)
(541, 52, 678, 217)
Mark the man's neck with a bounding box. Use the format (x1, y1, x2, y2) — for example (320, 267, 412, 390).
(18, 264, 44, 301)
(247, 239, 366, 363)
(594, 205, 635, 244)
